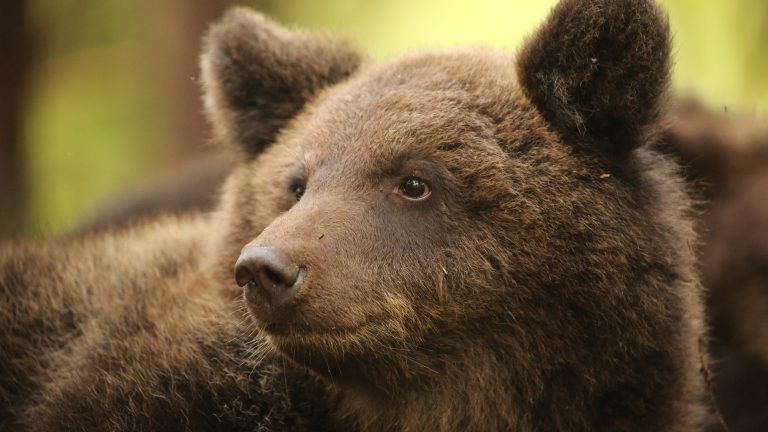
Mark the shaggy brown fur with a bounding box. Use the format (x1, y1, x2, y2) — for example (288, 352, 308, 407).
(665, 103, 768, 367)
(662, 103, 768, 432)
(1, 0, 705, 430)
(704, 174, 768, 432)
(0, 219, 334, 431)
(517, 0, 670, 158)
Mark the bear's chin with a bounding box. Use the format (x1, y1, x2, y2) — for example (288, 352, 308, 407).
(261, 331, 378, 384)
(251, 315, 407, 380)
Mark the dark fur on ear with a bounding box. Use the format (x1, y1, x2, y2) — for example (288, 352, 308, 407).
(517, 0, 670, 158)
(201, 8, 364, 155)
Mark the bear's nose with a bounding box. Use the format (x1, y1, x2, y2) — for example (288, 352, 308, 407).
(234, 246, 305, 309)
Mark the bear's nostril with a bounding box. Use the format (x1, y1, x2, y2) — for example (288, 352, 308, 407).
(234, 246, 303, 310)
(263, 268, 284, 287)
(234, 262, 256, 288)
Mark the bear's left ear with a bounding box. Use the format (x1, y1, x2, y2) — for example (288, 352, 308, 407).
(517, 0, 670, 159)
(201, 8, 365, 157)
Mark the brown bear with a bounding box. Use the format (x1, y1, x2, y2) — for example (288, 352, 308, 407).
(1, 0, 706, 430)
(69, 92, 768, 432)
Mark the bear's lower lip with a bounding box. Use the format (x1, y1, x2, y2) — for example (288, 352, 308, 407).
(257, 313, 392, 339)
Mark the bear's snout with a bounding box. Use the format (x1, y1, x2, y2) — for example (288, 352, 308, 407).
(234, 246, 305, 310)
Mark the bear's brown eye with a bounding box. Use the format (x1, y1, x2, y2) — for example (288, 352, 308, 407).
(397, 177, 431, 201)
(290, 183, 305, 201)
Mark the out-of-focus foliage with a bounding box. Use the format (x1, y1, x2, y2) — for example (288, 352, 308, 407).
(663, 0, 768, 113)
(24, 2, 165, 234)
(21, 0, 768, 233)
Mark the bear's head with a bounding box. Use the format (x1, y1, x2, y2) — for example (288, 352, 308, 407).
(201, 0, 703, 429)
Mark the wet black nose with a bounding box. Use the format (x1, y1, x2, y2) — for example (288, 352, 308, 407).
(234, 246, 304, 309)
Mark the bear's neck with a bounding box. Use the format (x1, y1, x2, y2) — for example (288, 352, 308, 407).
(327, 346, 521, 432)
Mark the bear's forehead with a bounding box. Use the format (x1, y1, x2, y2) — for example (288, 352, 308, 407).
(289, 49, 522, 172)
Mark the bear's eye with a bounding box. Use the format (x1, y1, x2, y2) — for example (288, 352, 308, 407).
(290, 182, 305, 201)
(396, 177, 431, 201)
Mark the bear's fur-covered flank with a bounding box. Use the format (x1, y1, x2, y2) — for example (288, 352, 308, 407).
(0, 219, 334, 431)
(1, 0, 705, 431)
(663, 103, 768, 432)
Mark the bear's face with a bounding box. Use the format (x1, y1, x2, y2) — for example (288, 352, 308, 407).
(222, 53, 527, 376)
(202, 0, 682, 394)
(237, 52, 547, 369)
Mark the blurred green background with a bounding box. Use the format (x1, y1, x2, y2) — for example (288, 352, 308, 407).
(2, 0, 767, 235)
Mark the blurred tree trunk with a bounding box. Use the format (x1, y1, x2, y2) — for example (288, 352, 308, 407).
(162, 0, 230, 162)
(159, 0, 275, 163)
(0, 0, 30, 237)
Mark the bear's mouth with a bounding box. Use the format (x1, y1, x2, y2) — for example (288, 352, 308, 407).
(259, 315, 397, 373)
(258, 313, 391, 338)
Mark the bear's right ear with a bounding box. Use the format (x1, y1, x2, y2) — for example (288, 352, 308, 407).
(517, 0, 671, 160)
(200, 8, 364, 156)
